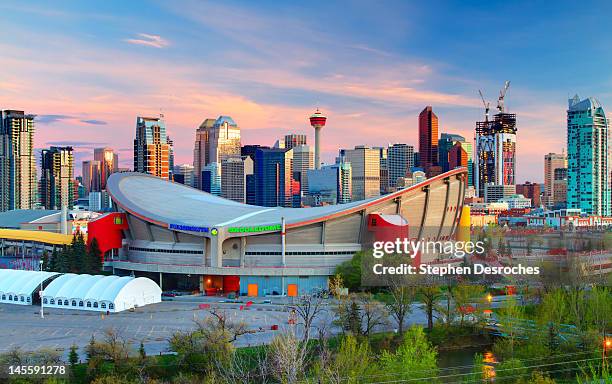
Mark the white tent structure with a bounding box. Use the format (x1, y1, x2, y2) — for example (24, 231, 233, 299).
(42, 274, 161, 312)
(0, 270, 60, 305)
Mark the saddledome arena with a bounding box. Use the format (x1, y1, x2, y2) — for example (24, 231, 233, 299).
(104, 168, 467, 297)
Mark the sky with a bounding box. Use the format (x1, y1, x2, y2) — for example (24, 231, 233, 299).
(1, 0, 612, 183)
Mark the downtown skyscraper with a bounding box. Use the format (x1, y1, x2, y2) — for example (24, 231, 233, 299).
(193, 118, 216, 189)
(292, 144, 314, 196)
(93, 147, 118, 190)
(192, 116, 241, 190)
(254, 147, 294, 207)
(134, 116, 170, 179)
(544, 152, 567, 208)
(0, 110, 37, 211)
(387, 143, 414, 189)
(475, 90, 517, 198)
(418, 106, 439, 175)
(283, 133, 307, 150)
(567, 95, 610, 216)
(221, 156, 253, 203)
(40, 146, 74, 209)
(339, 146, 380, 201)
(82, 160, 101, 195)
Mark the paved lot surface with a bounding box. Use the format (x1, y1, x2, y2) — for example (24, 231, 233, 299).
(0, 297, 429, 360)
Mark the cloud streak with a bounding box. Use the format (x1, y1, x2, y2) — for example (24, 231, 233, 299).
(36, 114, 73, 124)
(80, 119, 107, 125)
(124, 33, 169, 48)
(0, 2, 585, 182)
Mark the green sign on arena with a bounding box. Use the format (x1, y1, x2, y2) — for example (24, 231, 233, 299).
(228, 224, 282, 233)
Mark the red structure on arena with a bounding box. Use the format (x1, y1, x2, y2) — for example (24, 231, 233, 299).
(367, 213, 420, 265)
(87, 212, 128, 260)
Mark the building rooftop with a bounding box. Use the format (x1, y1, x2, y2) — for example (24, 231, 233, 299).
(0, 210, 59, 229)
(214, 116, 237, 127)
(107, 169, 466, 229)
(568, 95, 603, 112)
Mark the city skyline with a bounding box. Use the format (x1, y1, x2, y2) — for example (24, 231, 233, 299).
(1, 1, 612, 183)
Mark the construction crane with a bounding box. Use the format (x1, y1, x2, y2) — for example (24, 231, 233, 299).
(478, 89, 490, 121)
(497, 80, 510, 113)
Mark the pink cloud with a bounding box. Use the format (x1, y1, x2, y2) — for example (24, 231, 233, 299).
(0, 24, 567, 183)
(123, 33, 169, 49)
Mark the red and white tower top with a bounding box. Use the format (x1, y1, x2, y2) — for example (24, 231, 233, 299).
(309, 109, 327, 128)
(310, 109, 326, 170)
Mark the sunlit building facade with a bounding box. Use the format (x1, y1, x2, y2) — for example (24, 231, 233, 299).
(340, 146, 380, 201)
(388, 144, 414, 189)
(544, 152, 567, 208)
(0, 110, 37, 211)
(221, 156, 253, 203)
(40, 146, 74, 209)
(82, 160, 101, 195)
(418, 106, 439, 172)
(292, 145, 314, 197)
(283, 134, 307, 150)
(93, 147, 118, 190)
(567, 95, 610, 216)
(134, 116, 170, 179)
(193, 118, 216, 190)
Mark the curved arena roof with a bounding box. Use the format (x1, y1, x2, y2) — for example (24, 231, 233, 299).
(107, 168, 467, 231)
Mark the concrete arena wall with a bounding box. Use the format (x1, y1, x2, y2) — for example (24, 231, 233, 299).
(239, 275, 328, 297)
(114, 170, 466, 275)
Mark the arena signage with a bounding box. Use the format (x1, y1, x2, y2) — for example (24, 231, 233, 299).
(228, 224, 281, 233)
(168, 224, 210, 233)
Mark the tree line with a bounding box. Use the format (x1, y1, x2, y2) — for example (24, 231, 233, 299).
(41, 233, 103, 275)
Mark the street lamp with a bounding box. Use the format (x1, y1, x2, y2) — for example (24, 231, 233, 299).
(486, 294, 493, 303)
(39, 259, 44, 319)
(604, 338, 611, 370)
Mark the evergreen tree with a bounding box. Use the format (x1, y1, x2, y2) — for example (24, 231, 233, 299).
(87, 238, 103, 275)
(69, 344, 79, 368)
(82, 247, 92, 275)
(58, 247, 70, 273)
(48, 249, 59, 272)
(40, 251, 50, 272)
(85, 335, 96, 362)
(139, 341, 146, 361)
(70, 233, 87, 273)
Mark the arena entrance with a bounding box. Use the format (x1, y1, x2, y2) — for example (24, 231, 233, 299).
(202, 275, 240, 296)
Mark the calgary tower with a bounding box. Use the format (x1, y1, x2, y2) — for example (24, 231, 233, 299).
(309, 109, 327, 169)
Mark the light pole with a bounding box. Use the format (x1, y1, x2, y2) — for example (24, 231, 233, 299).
(39, 259, 44, 319)
(604, 338, 611, 370)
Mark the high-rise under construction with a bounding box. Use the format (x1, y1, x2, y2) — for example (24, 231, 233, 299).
(474, 81, 517, 197)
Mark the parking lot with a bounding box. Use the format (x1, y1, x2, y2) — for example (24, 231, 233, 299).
(0, 298, 334, 359)
(0, 295, 431, 360)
